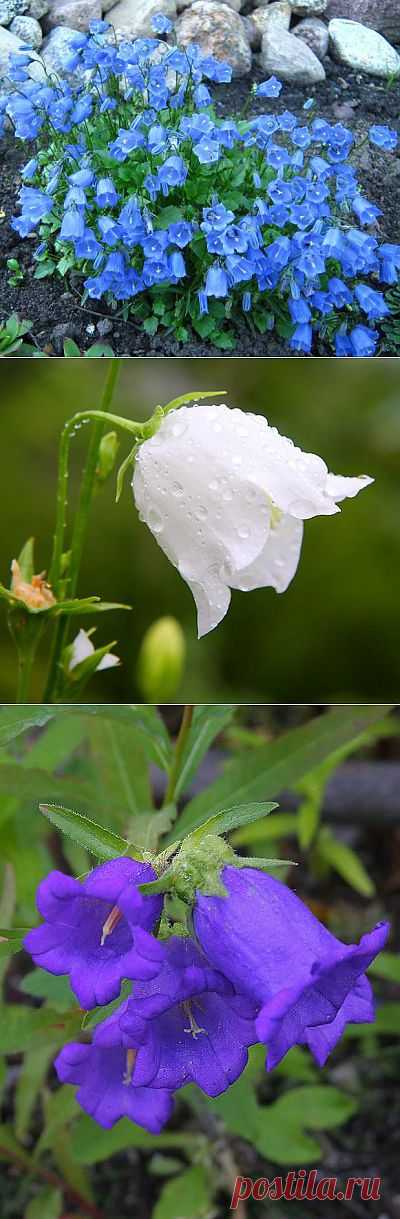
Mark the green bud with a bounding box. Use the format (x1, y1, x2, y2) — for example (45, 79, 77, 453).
(96, 431, 120, 483)
(137, 616, 185, 702)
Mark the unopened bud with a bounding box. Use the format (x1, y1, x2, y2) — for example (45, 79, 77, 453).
(96, 431, 120, 483)
(137, 616, 185, 702)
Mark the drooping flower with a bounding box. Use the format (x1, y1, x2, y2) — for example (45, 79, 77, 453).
(132, 403, 373, 637)
(69, 628, 120, 672)
(24, 858, 165, 1009)
(55, 1010, 173, 1131)
(118, 937, 258, 1096)
(10, 559, 56, 611)
(194, 867, 389, 1069)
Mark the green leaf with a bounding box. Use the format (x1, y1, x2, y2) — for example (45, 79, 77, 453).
(0, 708, 54, 750)
(143, 317, 158, 337)
(38, 1086, 81, 1152)
(0, 1123, 32, 1166)
(20, 971, 75, 1010)
(88, 719, 152, 826)
(152, 1166, 212, 1219)
(185, 801, 278, 844)
(346, 1002, 400, 1037)
(368, 951, 400, 984)
(61, 705, 172, 770)
(15, 1046, 54, 1143)
(155, 206, 183, 229)
(316, 829, 375, 898)
(25, 1186, 62, 1219)
(231, 812, 298, 845)
(85, 342, 114, 357)
(271, 1085, 358, 1131)
(0, 1006, 81, 1053)
(33, 260, 56, 279)
(39, 803, 133, 861)
(174, 706, 394, 838)
(63, 338, 81, 357)
(173, 705, 236, 801)
(70, 1115, 201, 1164)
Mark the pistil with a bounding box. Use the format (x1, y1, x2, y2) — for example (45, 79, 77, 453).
(182, 999, 207, 1039)
(123, 1048, 137, 1086)
(100, 904, 122, 946)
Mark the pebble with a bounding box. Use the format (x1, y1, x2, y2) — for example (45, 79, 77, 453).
(294, 16, 328, 59)
(176, 1, 252, 77)
(9, 11, 42, 41)
(329, 18, 400, 79)
(261, 23, 326, 82)
(106, 0, 176, 39)
(0, 0, 27, 23)
(290, 0, 326, 13)
(325, 0, 400, 46)
(44, 0, 101, 32)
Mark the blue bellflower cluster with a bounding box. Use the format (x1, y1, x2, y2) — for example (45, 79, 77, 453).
(1, 15, 399, 354)
(24, 857, 388, 1132)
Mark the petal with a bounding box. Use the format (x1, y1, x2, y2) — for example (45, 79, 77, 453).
(305, 976, 374, 1066)
(69, 629, 94, 670)
(325, 473, 374, 503)
(97, 651, 120, 670)
(185, 571, 231, 638)
(230, 514, 303, 594)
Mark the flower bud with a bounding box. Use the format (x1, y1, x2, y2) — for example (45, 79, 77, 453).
(137, 616, 185, 702)
(96, 431, 119, 483)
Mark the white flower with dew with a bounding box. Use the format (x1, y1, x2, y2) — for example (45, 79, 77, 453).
(132, 403, 373, 638)
(69, 629, 120, 672)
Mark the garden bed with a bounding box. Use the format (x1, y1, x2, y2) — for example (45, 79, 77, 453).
(0, 58, 399, 356)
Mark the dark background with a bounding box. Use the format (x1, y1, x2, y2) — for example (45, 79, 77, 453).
(1, 356, 399, 702)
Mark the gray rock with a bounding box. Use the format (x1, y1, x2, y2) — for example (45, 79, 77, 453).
(242, 12, 258, 46)
(0, 0, 28, 24)
(0, 22, 43, 86)
(261, 23, 326, 79)
(294, 15, 328, 58)
(44, 0, 101, 31)
(260, 0, 290, 26)
(290, 0, 326, 13)
(176, 2, 252, 76)
(40, 24, 86, 78)
(10, 11, 42, 41)
(325, 0, 400, 46)
(329, 19, 400, 78)
(252, 0, 272, 8)
(28, 0, 49, 15)
(107, 0, 176, 38)
(178, 0, 243, 7)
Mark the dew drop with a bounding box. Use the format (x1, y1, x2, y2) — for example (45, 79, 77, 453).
(237, 526, 249, 540)
(194, 505, 208, 521)
(148, 508, 164, 534)
(172, 481, 184, 498)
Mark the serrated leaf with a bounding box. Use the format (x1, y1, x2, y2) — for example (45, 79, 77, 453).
(39, 803, 134, 861)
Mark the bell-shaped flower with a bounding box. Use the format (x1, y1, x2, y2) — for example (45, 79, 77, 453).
(69, 628, 120, 672)
(55, 1009, 173, 1131)
(194, 867, 389, 1069)
(132, 403, 373, 637)
(118, 937, 258, 1097)
(24, 858, 165, 1010)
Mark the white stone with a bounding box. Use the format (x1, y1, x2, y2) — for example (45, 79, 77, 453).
(262, 0, 291, 26)
(45, 0, 101, 31)
(290, 0, 326, 14)
(108, 0, 176, 38)
(40, 24, 86, 78)
(176, 2, 252, 77)
(261, 23, 326, 81)
(9, 11, 42, 42)
(294, 15, 328, 59)
(0, 22, 43, 85)
(328, 19, 400, 78)
(28, 0, 48, 16)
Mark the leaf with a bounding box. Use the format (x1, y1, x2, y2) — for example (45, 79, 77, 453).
(231, 812, 298, 845)
(0, 708, 54, 749)
(0, 1123, 32, 1166)
(152, 1166, 212, 1219)
(316, 829, 375, 898)
(271, 1085, 358, 1131)
(15, 1045, 54, 1143)
(63, 338, 81, 357)
(173, 705, 236, 800)
(25, 1186, 62, 1219)
(61, 705, 172, 770)
(155, 205, 183, 229)
(88, 719, 152, 826)
(39, 804, 134, 861)
(345, 1002, 400, 1038)
(0, 1006, 80, 1053)
(38, 1086, 81, 1152)
(173, 706, 394, 839)
(368, 952, 400, 984)
(70, 1116, 201, 1164)
(186, 801, 278, 843)
(20, 971, 75, 1010)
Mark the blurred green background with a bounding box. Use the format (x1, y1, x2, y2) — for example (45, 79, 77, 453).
(1, 356, 399, 703)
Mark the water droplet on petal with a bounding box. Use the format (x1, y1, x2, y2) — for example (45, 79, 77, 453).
(194, 505, 208, 521)
(172, 481, 184, 498)
(148, 508, 164, 534)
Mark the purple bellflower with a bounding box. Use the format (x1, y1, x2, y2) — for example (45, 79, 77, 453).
(194, 867, 389, 1070)
(55, 1008, 173, 1131)
(118, 937, 258, 1096)
(24, 857, 165, 1010)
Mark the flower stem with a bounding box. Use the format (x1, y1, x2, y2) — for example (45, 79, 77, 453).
(44, 361, 131, 702)
(164, 705, 194, 806)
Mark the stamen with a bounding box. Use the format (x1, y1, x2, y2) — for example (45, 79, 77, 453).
(123, 1048, 137, 1086)
(100, 904, 122, 946)
(182, 1000, 207, 1039)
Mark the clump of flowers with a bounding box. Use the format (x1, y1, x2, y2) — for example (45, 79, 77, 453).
(24, 849, 388, 1132)
(1, 14, 399, 355)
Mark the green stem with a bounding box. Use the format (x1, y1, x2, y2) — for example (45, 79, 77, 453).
(164, 705, 194, 806)
(16, 643, 36, 703)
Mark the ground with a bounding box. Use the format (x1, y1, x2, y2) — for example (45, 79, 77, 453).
(0, 58, 399, 354)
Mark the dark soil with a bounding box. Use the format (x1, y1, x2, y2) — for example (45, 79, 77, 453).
(0, 58, 399, 355)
